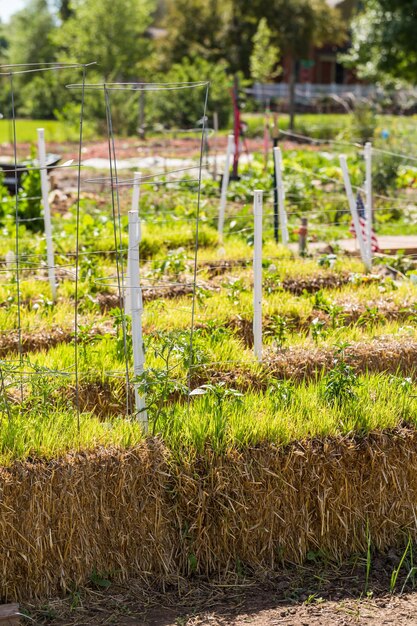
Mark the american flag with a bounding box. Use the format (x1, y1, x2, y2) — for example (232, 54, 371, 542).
(349, 193, 380, 253)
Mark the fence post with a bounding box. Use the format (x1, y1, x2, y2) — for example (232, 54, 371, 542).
(253, 190, 263, 362)
(218, 134, 234, 242)
(364, 142, 373, 269)
(273, 146, 289, 246)
(339, 154, 371, 271)
(37, 128, 56, 300)
(299, 217, 308, 256)
(128, 209, 147, 430)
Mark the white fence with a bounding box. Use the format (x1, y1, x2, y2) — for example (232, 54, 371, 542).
(250, 82, 417, 104)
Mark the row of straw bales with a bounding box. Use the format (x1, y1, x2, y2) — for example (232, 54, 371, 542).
(1, 429, 417, 600)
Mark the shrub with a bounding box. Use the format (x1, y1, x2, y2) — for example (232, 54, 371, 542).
(351, 100, 377, 143)
(149, 58, 232, 129)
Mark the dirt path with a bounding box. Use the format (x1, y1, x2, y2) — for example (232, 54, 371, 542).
(28, 554, 417, 626)
(175, 594, 417, 625)
(29, 589, 417, 625)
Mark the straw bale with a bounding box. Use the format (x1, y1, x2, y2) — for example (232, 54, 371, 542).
(1, 430, 417, 600)
(266, 337, 417, 381)
(281, 272, 351, 294)
(0, 325, 109, 358)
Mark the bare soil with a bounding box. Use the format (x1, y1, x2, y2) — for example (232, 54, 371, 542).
(27, 555, 417, 625)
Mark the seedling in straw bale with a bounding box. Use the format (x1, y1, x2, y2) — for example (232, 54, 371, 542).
(389, 375, 414, 418)
(152, 248, 188, 279)
(322, 343, 359, 405)
(135, 333, 191, 435)
(110, 308, 133, 362)
(75, 322, 105, 361)
(310, 317, 326, 345)
(327, 303, 345, 330)
(311, 289, 332, 312)
(223, 277, 248, 305)
(266, 314, 290, 348)
(357, 306, 384, 328)
(266, 379, 294, 408)
(190, 382, 243, 450)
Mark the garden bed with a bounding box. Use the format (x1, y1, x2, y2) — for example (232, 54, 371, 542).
(2, 429, 417, 601)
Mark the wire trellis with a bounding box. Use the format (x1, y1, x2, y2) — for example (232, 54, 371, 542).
(1, 76, 417, 434)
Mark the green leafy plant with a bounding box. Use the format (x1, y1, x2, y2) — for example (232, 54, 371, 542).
(17, 156, 42, 233)
(318, 254, 337, 269)
(90, 569, 111, 590)
(223, 278, 248, 305)
(357, 306, 383, 327)
(266, 379, 294, 408)
(351, 101, 377, 143)
(110, 308, 132, 362)
(267, 314, 289, 348)
(310, 317, 326, 344)
(75, 323, 105, 361)
(389, 375, 414, 418)
(134, 331, 203, 434)
(151, 248, 188, 280)
(190, 382, 243, 450)
(322, 343, 359, 405)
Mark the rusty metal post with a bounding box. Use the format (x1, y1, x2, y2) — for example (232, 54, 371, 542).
(299, 217, 308, 256)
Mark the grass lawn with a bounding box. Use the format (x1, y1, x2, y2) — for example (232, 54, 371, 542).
(0, 118, 80, 144)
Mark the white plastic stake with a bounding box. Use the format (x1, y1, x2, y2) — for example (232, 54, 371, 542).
(339, 154, 371, 272)
(132, 170, 141, 213)
(212, 112, 219, 181)
(218, 134, 234, 242)
(273, 146, 289, 246)
(128, 209, 147, 429)
(364, 142, 373, 268)
(125, 171, 141, 315)
(253, 190, 263, 362)
(37, 128, 56, 300)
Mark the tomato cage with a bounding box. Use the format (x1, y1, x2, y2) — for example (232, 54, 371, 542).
(0, 77, 210, 432)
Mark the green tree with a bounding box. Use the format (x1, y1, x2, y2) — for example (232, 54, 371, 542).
(162, 0, 345, 117)
(8, 0, 57, 71)
(250, 17, 281, 84)
(55, 0, 73, 21)
(162, 0, 227, 67)
(57, 0, 156, 80)
(273, 0, 346, 129)
(226, 0, 345, 127)
(5, 0, 58, 116)
(343, 0, 417, 84)
(150, 57, 232, 128)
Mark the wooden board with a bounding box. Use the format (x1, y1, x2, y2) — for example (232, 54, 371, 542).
(0, 604, 20, 625)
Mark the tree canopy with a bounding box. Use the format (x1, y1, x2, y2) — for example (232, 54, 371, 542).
(343, 0, 417, 84)
(164, 0, 345, 75)
(250, 18, 281, 84)
(0, 0, 349, 127)
(57, 0, 156, 80)
(8, 0, 57, 72)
